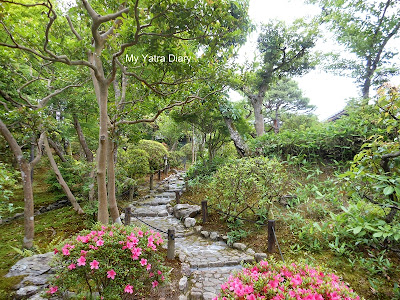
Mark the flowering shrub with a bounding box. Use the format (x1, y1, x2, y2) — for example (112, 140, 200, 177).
(48, 223, 168, 299)
(214, 260, 361, 300)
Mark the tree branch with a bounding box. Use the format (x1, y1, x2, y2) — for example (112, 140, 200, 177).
(66, 15, 82, 41)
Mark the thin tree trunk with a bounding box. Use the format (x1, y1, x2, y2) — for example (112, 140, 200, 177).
(223, 117, 249, 157)
(73, 113, 93, 162)
(48, 138, 67, 162)
(0, 118, 36, 248)
(44, 136, 84, 214)
(191, 124, 195, 164)
(97, 82, 110, 224)
(107, 137, 121, 224)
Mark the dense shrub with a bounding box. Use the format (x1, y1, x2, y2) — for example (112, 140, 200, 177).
(207, 157, 288, 222)
(117, 148, 150, 179)
(250, 102, 381, 162)
(49, 223, 168, 299)
(46, 160, 94, 201)
(186, 157, 230, 183)
(137, 140, 168, 171)
(215, 260, 360, 300)
(168, 150, 185, 168)
(0, 162, 17, 202)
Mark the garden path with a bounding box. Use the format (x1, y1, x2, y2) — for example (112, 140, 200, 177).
(127, 171, 255, 300)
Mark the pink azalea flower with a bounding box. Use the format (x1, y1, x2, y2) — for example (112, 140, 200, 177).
(152, 280, 159, 288)
(107, 269, 116, 279)
(81, 250, 88, 256)
(47, 286, 58, 294)
(68, 263, 76, 270)
(109, 231, 114, 237)
(96, 239, 104, 246)
(146, 263, 152, 271)
(140, 258, 147, 266)
(157, 270, 162, 275)
(54, 248, 59, 254)
(124, 284, 134, 294)
(77, 256, 86, 266)
(90, 260, 99, 270)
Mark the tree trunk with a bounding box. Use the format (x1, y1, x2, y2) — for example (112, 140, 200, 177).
(73, 114, 93, 162)
(223, 117, 249, 157)
(107, 138, 121, 224)
(44, 136, 84, 214)
(97, 82, 110, 224)
(251, 95, 265, 136)
(191, 124, 195, 164)
(385, 207, 398, 223)
(273, 108, 280, 134)
(48, 138, 67, 162)
(0, 118, 35, 248)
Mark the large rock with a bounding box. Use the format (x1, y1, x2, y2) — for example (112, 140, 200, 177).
(173, 204, 201, 219)
(184, 217, 196, 228)
(6, 252, 54, 278)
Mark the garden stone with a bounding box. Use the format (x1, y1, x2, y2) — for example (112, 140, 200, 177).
(179, 295, 188, 300)
(166, 204, 174, 214)
(184, 217, 196, 228)
(203, 292, 217, 300)
(16, 286, 39, 299)
(254, 253, 267, 262)
(232, 243, 246, 251)
(179, 276, 188, 292)
(173, 204, 201, 219)
(201, 231, 209, 238)
(194, 225, 202, 233)
(6, 252, 54, 278)
(209, 232, 218, 240)
(189, 289, 203, 300)
(246, 248, 256, 256)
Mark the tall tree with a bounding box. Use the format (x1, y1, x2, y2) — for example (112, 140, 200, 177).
(0, 0, 251, 224)
(235, 20, 319, 136)
(263, 77, 315, 133)
(310, 0, 400, 99)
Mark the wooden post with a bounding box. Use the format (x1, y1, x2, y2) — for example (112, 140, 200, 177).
(125, 207, 131, 226)
(129, 188, 134, 202)
(268, 220, 276, 253)
(164, 155, 168, 175)
(185, 179, 188, 190)
(149, 174, 153, 190)
(158, 169, 161, 180)
(201, 200, 208, 223)
(167, 228, 175, 259)
(175, 191, 180, 204)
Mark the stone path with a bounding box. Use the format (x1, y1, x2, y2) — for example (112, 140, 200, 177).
(126, 171, 257, 300)
(5, 171, 264, 300)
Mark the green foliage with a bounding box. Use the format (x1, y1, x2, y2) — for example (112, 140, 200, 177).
(168, 150, 185, 168)
(341, 85, 400, 223)
(186, 157, 229, 183)
(117, 148, 150, 179)
(208, 157, 287, 222)
(0, 162, 20, 219)
(46, 160, 94, 201)
(251, 100, 381, 162)
(137, 140, 168, 172)
(49, 223, 168, 299)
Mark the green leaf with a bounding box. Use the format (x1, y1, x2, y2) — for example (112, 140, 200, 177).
(352, 226, 363, 234)
(373, 232, 383, 238)
(383, 186, 394, 195)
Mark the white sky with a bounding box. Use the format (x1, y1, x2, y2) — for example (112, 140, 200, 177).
(231, 0, 400, 120)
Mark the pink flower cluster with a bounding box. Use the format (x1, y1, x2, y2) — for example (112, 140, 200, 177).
(50, 224, 166, 296)
(215, 261, 360, 300)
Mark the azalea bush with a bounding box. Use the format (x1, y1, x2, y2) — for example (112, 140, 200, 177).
(48, 223, 168, 299)
(214, 260, 360, 300)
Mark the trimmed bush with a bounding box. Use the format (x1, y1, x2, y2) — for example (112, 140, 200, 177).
(207, 157, 287, 222)
(137, 140, 168, 171)
(117, 148, 150, 179)
(215, 260, 360, 300)
(49, 223, 168, 299)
